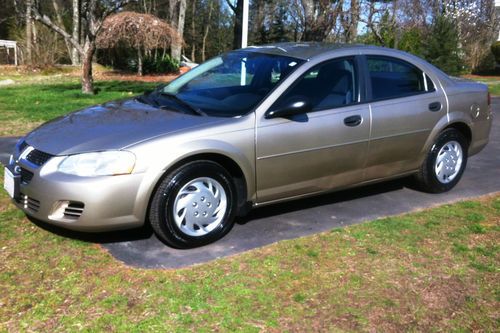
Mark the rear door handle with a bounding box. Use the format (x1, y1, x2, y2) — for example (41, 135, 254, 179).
(344, 115, 362, 127)
(429, 102, 442, 112)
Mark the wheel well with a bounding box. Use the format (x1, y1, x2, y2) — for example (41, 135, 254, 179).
(444, 122, 472, 144)
(156, 153, 248, 213)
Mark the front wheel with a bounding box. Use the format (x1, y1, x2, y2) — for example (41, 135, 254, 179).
(149, 161, 237, 248)
(414, 128, 469, 193)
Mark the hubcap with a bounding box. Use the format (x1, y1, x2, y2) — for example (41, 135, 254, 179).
(434, 140, 463, 184)
(172, 177, 227, 237)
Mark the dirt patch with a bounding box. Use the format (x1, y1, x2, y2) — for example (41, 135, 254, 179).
(0, 119, 42, 137)
(0, 64, 179, 84)
(94, 70, 178, 83)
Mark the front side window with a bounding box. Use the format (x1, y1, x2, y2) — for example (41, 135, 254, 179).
(161, 51, 304, 117)
(271, 58, 358, 112)
(367, 56, 433, 100)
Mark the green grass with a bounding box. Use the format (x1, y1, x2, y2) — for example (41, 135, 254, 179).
(0, 166, 498, 331)
(465, 75, 500, 96)
(0, 80, 158, 136)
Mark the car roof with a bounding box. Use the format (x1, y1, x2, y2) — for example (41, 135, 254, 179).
(243, 42, 390, 60)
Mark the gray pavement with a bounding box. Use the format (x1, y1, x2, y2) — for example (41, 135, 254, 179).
(1, 100, 499, 269)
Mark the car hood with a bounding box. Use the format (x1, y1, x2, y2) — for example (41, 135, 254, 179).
(24, 99, 226, 155)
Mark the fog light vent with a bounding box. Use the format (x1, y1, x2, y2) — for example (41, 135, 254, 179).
(49, 201, 85, 220)
(64, 202, 85, 219)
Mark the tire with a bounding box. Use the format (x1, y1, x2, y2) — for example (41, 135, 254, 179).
(149, 160, 237, 248)
(414, 128, 469, 193)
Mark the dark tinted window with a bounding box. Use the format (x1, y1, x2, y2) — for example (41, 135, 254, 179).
(367, 56, 431, 100)
(272, 58, 358, 112)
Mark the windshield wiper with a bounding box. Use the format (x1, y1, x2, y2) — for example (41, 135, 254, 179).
(159, 92, 206, 116)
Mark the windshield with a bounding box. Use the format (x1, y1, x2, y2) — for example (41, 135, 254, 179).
(161, 51, 304, 117)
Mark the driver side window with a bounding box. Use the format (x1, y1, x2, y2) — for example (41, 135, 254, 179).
(272, 58, 358, 112)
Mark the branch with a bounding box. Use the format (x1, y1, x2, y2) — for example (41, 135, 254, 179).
(31, 6, 84, 54)
(94, 0, 137, 34)
(224, 0, 236, 13)
(102, 0, 136, 18)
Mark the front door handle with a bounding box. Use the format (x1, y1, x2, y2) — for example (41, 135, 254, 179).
(429, 102, 442, 112)
(344, 115, 362, 127)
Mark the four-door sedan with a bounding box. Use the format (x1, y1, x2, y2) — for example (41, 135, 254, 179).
(3, 43, 492, 248)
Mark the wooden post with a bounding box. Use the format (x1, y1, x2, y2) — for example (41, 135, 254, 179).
(14, 42, 18, 66)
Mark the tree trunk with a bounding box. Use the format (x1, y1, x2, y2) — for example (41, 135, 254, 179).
(190, 0, 196, 62)
(201, 1, 213, 62)
(137, 47, 143, 76)
(81, 41, 96, 94)
(171, 0, 187, 61)
(347, 0, 359, 43)
(71, 0, 80, 65)
(26, 0, 32, 65)
(52, 0, 74, 62)
(231, 0, 243, 49)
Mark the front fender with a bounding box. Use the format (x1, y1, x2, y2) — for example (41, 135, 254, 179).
(130, 131, 256, 223)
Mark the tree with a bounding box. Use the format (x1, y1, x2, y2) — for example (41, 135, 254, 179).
(71, 0, 81, 65)
(226, 0, 243, 49)
(97, 11, 181, 75)
(290, 0, 343, 41)
(443, 0, 497, 72)
(31, 0, 135, 94)
(424, 15, 463, 75)
(169, 0, 187, 60)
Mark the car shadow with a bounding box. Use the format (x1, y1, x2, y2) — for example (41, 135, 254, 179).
(27, 216, 155, 244)
(236, 176, 413, 224)
(26, 176, 413, 245)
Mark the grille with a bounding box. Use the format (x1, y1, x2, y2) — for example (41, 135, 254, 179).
(26, 149, 53, 167)
(64, 202, 85, 219)
(18, 193, 40, 212)
(20, 168, 34, 184)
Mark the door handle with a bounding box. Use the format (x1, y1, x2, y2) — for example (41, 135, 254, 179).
(429, 102, 442, 112)
(344, 115, 362, 127)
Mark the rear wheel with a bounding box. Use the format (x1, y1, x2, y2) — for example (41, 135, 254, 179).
(149, 161, 237, 248)
(414, 128, 468, 193)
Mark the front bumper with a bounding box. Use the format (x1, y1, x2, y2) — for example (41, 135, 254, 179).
(9, 155, 146, 232)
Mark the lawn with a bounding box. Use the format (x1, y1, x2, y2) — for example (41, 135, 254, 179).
(464, 74, 500, 96)
(0, 70, 499, 331)
(0, 165, 498, 331)
(0, 79, 158, 136)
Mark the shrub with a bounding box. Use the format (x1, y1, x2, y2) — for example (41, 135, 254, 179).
(490, 41, 500, 64)
(130, 54, 180, 74)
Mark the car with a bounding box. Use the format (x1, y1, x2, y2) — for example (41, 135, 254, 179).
(3, 43, 493, 248)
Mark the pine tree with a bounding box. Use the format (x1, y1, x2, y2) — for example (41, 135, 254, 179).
(424, 15, 463, 75)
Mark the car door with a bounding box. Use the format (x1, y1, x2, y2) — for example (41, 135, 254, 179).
(362, 55, 447, 180)
(255, 57, 371, 203)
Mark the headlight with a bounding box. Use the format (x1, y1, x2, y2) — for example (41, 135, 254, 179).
(58, 151, 136, 177)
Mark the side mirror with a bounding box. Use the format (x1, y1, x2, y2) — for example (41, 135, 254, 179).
(265, 98, 312, 119)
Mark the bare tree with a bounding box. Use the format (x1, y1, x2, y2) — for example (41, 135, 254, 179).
(71, 0, 80, 65)
(201, 0, 214, 61)
(169, 0, 187, 60)
(26, 0, 33, 64)
(226, 0, 243, 49)
(190, 0, 196, 61)
(31, 0, 135, 94)
(291, 0, 344, 41)
(340, 0, 360, 42)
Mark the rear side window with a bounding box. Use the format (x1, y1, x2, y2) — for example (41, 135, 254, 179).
(367, 56, 433, 100)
